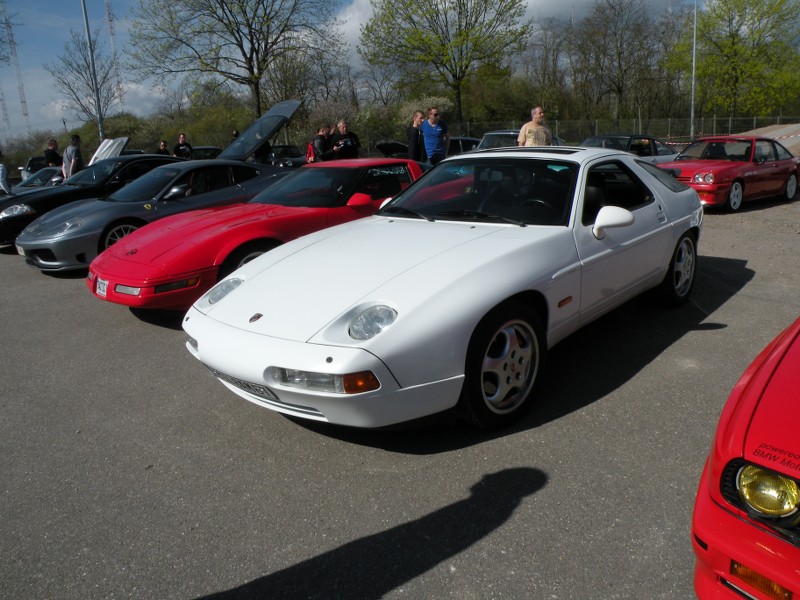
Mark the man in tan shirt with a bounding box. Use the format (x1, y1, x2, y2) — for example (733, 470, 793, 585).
(517, 106, 552, 146)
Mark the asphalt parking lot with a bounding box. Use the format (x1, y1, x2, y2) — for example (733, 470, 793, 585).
(2, 197, 799, 599)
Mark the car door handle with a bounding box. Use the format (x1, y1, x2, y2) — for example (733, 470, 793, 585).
(657, 211, 667, 224)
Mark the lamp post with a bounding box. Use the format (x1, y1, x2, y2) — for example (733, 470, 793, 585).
(690, 0, 697, 139)
(80, 0, 106, 140)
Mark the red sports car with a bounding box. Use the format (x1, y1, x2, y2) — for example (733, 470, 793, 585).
(87, 158, 425, 310)
(659, 136, 800, 211)
(692, 316, 800, 599)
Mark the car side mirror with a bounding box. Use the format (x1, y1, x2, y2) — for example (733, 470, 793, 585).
(348, 192, 375, 207)
(164, 184, 189, 200)
(592, 206, 634, 240)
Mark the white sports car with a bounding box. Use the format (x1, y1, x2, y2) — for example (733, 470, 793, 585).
(183, 147, 703, 428)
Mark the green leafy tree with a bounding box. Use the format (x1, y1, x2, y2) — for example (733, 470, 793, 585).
(359, 0, 531, 122)
(128, 0, 340, 119)
(669, 0, 800, 117)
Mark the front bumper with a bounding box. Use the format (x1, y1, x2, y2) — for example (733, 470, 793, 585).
(87, 263, 218, 311)
(183, 307, 464, 428)
(692, 462, 800, 599)
(689, 184, 729, 207)
(16, 230, 102, 271)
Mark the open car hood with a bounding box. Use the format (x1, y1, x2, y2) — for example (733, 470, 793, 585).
(89, 137, 129, 165)
(218, 100, 301, 162)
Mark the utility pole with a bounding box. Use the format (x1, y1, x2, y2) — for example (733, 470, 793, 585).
(80, 0, 106, 139)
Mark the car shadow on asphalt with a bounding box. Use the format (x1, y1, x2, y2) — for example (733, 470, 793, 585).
(129, 307, 186, 331)
(194, 467, 548, 600)
(291, 255, 754, 454)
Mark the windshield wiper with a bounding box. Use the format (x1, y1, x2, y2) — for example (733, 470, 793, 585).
(380, 205, 434, 221)
(436, 210, 526, 226)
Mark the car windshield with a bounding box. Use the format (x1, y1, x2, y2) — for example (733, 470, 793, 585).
(477, 133, 518, 149)
(105, 166, 181, 202)
(378, 158, 577, 226)
(249, 167, 363, 208)
(581, 136, 628, 150)
(677, 139, 752, 162)
(63, 158, 124, 186)
(271, 145, 302, 158)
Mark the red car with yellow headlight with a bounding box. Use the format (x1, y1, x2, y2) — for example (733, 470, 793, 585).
(660, 136, 799, 211)
(692, 316, 800, 599)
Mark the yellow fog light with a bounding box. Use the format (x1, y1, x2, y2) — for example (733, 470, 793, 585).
(738, 465, 800, 517)
(730, 561, 792, 600)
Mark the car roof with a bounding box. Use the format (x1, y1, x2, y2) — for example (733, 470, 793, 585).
(444, 145, 628, 163)
(481, 130, 520, 135)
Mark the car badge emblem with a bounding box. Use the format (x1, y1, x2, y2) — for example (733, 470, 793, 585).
(249, 313, 263, 323)
(144, 204, 152, 211)
(126, 249, 138, 256)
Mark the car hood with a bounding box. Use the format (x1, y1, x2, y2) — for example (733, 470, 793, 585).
(20, 198, 110, 237)
(659, 159, 731, 174)
(218, 100, 301, 162)
(201, 217, 568, 342)
(103, 203, 309, 267)
(742, 321, 800, 466)
(89, 137, 129, 165)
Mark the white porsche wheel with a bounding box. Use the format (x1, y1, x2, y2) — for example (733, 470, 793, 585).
(458, 302, 545, 428)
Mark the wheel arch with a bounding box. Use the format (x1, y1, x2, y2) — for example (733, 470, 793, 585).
(98, 217, 149, 253)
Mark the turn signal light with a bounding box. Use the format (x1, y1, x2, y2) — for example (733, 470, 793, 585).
(730, 561, 792, 600)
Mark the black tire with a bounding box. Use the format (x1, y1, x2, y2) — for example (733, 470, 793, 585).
(784, 173, 797, 201)
(457, 301, 546, 428)
(101, 221, 141, 251)
(656, 232, 697, 306)
(726, 181, 744, 211)
(218, 240, 279, 280)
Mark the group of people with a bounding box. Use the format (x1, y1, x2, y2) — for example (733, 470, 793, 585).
(154, 133, 193, 158)
(406, 107, 450, 165)
(308, 120, 361, 162)
(406, 104, 552, 165)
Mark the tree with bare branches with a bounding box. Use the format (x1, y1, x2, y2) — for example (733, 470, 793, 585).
(43, 30, 124, 127)
(128, 0, 340, 119)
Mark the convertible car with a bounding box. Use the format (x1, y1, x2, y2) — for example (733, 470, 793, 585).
(692, 316, 800, 599)
(15, 160, 279, 272)
(659, 136, 800, 211)
(182, 146, 703, 429)
(87, 158, 425, 310)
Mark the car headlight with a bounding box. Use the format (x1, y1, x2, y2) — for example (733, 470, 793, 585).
(0, 204, 35, 219)
(349, 304, 397, 340)
(195, 277, 243, 311)
(52, 218, 83, 236)
(737, 465, 800, 517)
(693, 173, 714, 184)
(268, 367, 380, 394)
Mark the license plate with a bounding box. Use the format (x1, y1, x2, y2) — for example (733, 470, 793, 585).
(16, 245, 24, 256)
(96, 278, 108, 297)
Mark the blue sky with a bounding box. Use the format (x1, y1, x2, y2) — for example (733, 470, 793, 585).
(1, 0, 684, 141)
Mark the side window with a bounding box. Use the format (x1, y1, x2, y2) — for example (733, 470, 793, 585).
(655, 140, 675, 156)
(582, 161, 653, 225)
(116, 161, 157, 183)
(179, 166, 231, 197)
(231, 165, 260, 183)
(357, 166, 410, 200)
(775, 143, 792, 161)
(754, 140, 776, 162)
(630, 138, 652, 157)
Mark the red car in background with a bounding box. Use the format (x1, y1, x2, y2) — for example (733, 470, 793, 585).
(87, 158, 425, 311)
(659, 136, 800, 211)
(692, 316, 800, 599)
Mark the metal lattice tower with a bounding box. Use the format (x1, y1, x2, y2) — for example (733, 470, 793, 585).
(0, 0, 31, 135)
(105, 0, 125, 108)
